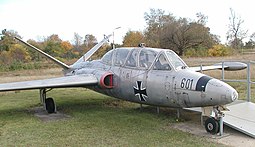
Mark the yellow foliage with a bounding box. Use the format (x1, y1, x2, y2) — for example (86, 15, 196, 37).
(208, 44, 231, 57)
(123, 31, 145, 47)
(61, 41, 73, 52)
(9, 44, 31, 62)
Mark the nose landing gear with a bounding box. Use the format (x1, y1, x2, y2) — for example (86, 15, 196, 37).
(204, 117, 220, 134)
(202, 106, 225, 135)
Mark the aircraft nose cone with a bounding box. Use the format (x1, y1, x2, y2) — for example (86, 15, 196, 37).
(206, 78, 238, 105)
(231, 89, 238, 102)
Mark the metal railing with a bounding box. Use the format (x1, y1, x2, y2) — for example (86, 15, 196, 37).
(221, 61, 254, 102)
(194, 60, 255, 102)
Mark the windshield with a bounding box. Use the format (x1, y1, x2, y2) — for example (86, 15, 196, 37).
(153, 54, 171, 70)
(165, 51, 187, 69)
(113, 48, 130, 66)
(139, 49, 157, 69)
(101, 50, 113, 65)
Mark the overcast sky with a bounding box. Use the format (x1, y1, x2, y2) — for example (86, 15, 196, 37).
(0, 0, 254, 44)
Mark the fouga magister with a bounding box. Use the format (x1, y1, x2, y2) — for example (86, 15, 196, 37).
(0, 33, 246, 134)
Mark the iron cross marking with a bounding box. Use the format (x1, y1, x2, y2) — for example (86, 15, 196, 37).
(133, 81, 147, 101)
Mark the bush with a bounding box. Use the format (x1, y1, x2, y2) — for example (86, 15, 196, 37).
(9, 44, 31, 62)
(208, 44, 232, 56)
(185, 46, 208, 57)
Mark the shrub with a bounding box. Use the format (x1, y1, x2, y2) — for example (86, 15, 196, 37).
(208, 44, 232, 56)
(185, 46, 208, 57)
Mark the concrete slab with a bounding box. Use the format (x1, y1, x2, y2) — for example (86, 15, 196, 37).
(30, 107, 71, 122)
(185, 101, 255, 138)
(224, 102, 255, 138)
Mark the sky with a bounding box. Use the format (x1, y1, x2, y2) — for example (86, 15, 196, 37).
(0, 0, 254, 44)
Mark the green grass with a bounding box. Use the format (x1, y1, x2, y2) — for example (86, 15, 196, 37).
(0, 89, 224, 146)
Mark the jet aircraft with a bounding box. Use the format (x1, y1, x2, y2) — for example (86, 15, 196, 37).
(0, 34, 247, 134)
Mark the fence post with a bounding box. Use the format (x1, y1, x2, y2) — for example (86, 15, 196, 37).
(221, 61, 225, 81)
(247, 62, 251, 102)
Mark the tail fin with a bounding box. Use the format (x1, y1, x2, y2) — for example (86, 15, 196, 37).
(73, 34, 112, 65)
(15, 37, 70, 70)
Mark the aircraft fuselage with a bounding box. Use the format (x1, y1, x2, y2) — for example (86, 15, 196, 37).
(70, 47, 237, 108)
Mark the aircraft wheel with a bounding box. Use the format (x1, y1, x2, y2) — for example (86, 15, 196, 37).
(45, 97, 56, 114)
(204, 117, 219, 134)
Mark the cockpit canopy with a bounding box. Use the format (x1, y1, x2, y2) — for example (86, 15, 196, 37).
(101, 47, 187, 71)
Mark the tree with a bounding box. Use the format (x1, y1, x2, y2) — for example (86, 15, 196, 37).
(0, 29, 21, 52)
(84, 34, 97, 48)
(9, 44, 31, 62)
(91, 44, 112, 59)
(160, 18, 216, 55)
(122, 31, 145, 47)
(227, 8, 248, 49)
(27, 39, 44, 61)
(78, 34, 98, 56)
(144, 8, 174, 47)
(196, 12, 208, 25)
(61, 41, 74, 58)
(244, 33, 255, 49)
(143, 9, 218, 56)
(244, 40, 255, 49)
(43, 34, 64, 57)
(73, 32, 83, 54)
(61, 41, 73, 52)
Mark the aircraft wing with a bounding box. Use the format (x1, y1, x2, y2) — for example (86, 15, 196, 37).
(189, 65, 227, 72)
(189, 61, 247, 72)
(0, 74, 98, 92)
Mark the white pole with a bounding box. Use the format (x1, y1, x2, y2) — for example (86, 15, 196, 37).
(112, 27, 121, 49)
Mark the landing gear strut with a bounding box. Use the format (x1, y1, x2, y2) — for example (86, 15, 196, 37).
(40, 89, 56, 113)
(202, 106, 225, 135)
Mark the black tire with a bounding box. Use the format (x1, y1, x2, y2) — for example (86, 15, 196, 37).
(45, 97, 55, 114)
(204, 117, 219, 134)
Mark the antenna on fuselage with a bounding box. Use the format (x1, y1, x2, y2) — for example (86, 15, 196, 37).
(138, 43, 146, 48)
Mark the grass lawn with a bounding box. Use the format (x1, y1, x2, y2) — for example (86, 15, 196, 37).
(0, 89, 225, 146)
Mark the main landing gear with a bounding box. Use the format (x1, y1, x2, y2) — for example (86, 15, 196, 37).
(202, 106, 225, 135)
(40, 89, 56, 113)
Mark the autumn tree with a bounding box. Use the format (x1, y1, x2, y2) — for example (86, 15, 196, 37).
(0, 30, 31, 65)
(9, 44, 31, 62)
(0, 29, 21, 51)
(144, 9, 218, 56)
(61, 41, 73, 53)
(122, 31, 145, 47)
(43, 34, 64, 57)
(227, 8, 248, 49)
(61, 41, 73, 58)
